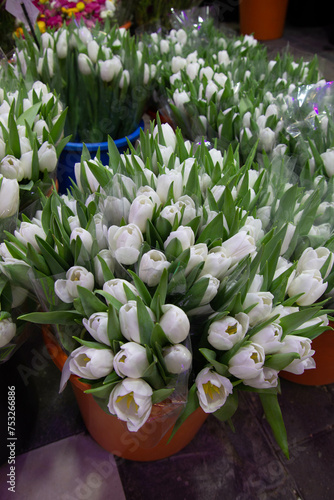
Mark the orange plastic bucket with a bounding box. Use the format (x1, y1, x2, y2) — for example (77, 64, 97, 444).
(42, 327, 207, 461)
(239, 0, 289, 40)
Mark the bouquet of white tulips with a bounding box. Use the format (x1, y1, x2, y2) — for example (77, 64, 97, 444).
(14, 22, 155, 143)
(0, 67, 68, 213)
(1, 119, 332, 457)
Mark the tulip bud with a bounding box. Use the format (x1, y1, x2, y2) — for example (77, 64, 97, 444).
(0, 317, 16, 348)
(208, 312, 249, 351)
(113, 342, 149, 378)
(164, 226, 195, 252)
(83, 312, 110, 345)
(159, 304, 190, 343)
(55, 266, 94, 303)
(108, 224, 143, 265)
(163, 344, 192, 374)
(287, 269, 328, 306)
(94, 249, 115, 286)
(78, 53, 92, 75)
(128, 195, 154, 233)
(119, 300, 155, 343)
(103, 279, 138, 305)
(69, 346, 114, 379)
(87, 40, 99, 64)
(14, 221, 46, 252)
(228, 343, 265, 380)
(0, 155, 25, 182)
(38, 142, 58, 172)
(138, 250, 170, 287)
(277, 335, 315, 375)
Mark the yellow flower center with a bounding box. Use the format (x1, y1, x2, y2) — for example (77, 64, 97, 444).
(116, 392, 139, 412)
(83, 356, 90, 363)
(119, 355, 127, 363)
(251, 352, 259, 362)
(226, 324, 237, 335)
(203, 381, 220, 400)
(37, 20, 46, 33)
(76, 2, 85, 11)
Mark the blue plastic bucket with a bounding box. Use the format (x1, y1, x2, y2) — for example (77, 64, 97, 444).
(57, 120, 144, 194)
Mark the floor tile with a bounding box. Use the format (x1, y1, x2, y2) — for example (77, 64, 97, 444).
(0, 433, 126, 500)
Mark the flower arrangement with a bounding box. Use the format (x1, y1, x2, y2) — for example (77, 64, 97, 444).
(32, 0, 124, 31)
(1, 120, 333, 457)
(14, 22, 154, 143)
(0, 66, 68, 213)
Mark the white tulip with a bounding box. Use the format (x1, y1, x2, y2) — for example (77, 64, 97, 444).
(0, 176, 19, 219)
(186, 62, 200, 80)
(173, 196, 196, 225)
(93, 249, 115, 286)
(208, 312, 249, 350)
(14, 221, 46, 252)
(243, 367, 279, 389)
(93, 213, 108, 250)
(278, 335, 315, 375)
(243, 291, 274, 327)
(160, 39, 170, 54)
(103, 279, 138, 305)
(199, 66, 214, 81)
(287, 269, 328, 306)
(196, 367, 233, 413)
(200, 246, 232, 280)
(251, 323, 283, 354)
(108, 378, 153, 432)
(83, 312, 110, 345)
(99, 57, 122, 82)
(119, 300, 155, 343)
(0, 318, 16, 348)
(0, 155, 25, 181)
(78, 26, 93, 45)
(78, 53, 92, 75)
(108, 224, 143, 265)
(70, 227, 93, 254)
(138, 250, 170, 287)
(113, 342, 149, 378)
(320, 148, 334, 177)
(218, 50, 230, 66)
(164, 226, 195, 252)
(228, 343, 265, 379)
(258, 127, 276, 152)
(156, 170, 183, 204)
(185, 243, 208, 275)
(38, 142, 57, 172)
(102, 196, 130, 226)
(136, 186, 161, 208)
(160, 304, 190, 343)
(297, 247, 333, 278)
(128, 195, 155, 233)
(153, 123, 177, 150)
(159, 205, 181, 226)
(221, 231, 256, 266)
(173, 89, 190, 111)
(54, 266, 94, 303)
(87, 40, 99, 63)
(196, 274, 220, 305)
(205, 81, 218, 102)
(69, 346, 114, 379)
(41, 32, 54, 49)
(171, 56, 187, 74)
(163, 344, 192, 374)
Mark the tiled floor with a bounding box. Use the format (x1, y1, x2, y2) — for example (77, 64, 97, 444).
(1, 20, 334, 500)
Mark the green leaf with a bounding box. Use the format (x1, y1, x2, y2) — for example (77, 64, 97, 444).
(127, 270, 151, 305)
(107, 305, 123, 342)
(213, 391, 239, 422)
(96, 290, 123, 311)
(17, 102, 42, 127)
(137, 296, 154, 345)
(199, 349, 229, 376)
(50, 108, 68, 144)
(18, 310, 83, 324)
(280, 307, 323, 338)
(150, 268, 168, 318)
(152, 387, 175, 405)
(84, 381, 117, 396)
(264, 352, 300, 371)
(259, 393, 289, 458)
(197, 213, 225, 244)
(77, 286, 108, 317)
(150, 323, 170, 348)
(72, 336, 110, 349)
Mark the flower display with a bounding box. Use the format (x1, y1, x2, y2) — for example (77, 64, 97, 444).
(0, 119, 332, 459)
(0, 68, 68, 211)
(14, 22, 155, 143)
